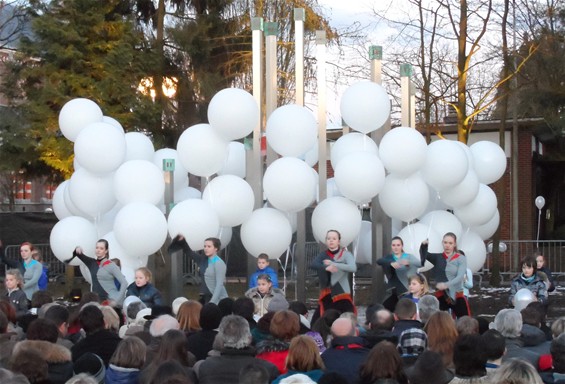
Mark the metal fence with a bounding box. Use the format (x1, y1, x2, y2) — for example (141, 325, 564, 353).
(2, 244, 67, 282)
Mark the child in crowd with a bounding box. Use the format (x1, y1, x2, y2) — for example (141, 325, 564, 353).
(249, 254, 279, 289)
(125, 267, 163, 308)
(403, 273, 430, 304)
(4, 269, 28, 318)
(509, 255, 547, 306)
(245, 273, 286, 319)
(31, 249, 49, 291)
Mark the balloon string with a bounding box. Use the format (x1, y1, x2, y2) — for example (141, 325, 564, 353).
(537, 209, 541, 248)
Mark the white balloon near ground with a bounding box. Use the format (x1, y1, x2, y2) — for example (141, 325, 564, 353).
(266, 104, 317, 157)
(340, 81, 391, 134)
(311, 197, 362, 246)
(74, 122, 126, 174)
(421, 140, 468, 191)
(174, 186, 202, 202)
(513, 288, 536, 311)
(202, 175, 254, 227)
(397, 223, 442, 272)
(177, 124, 228, 177)
(439, 170, 480, 208)
(458, 231, 487, 273)
(330, 132, 378, 169)
(114, 160, 165, 205)
(113, 203, 168, 257)
(208, 88, 259, 141)
(217, 141, 246, 178)
(167, 199, 220, 250)
(153, 148, 189, 190)
(378, 173, 429, 222)
(241, 208, 293, 259)
(470, 141, 507, 184)
(454, 184, 498, 227)
(379, 127, 427, 176)
(102, 116, 125, 135)
(68, 168, 116, 219)
(334, 152, 385, 204)
(59, 98, 103, 142)
(50, 216, 98, 266)
(469, 209, 500, 240)
(355, 221, 372, 264)
(419, 210, 463, 242)
(52, 181, 73, 220)
(263, 158, 316, 213)
(125, 132, 155, 162)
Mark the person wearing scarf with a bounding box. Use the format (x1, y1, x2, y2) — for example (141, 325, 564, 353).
(509, 255, 547, 306)
(310, 230, 357, 324)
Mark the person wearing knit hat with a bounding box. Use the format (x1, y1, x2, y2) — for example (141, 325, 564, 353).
(405, 350, 454, 384)
(186, 303, 223, 361)
(267, 295, 289, 313)
(73, 353, 106, 384)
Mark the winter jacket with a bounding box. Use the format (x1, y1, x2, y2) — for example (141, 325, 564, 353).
(105, 365, 141, 384)
(256, 339, 291, 374)
(14, 339, 73, 384)
(125, 282, 163, 308)
(245, 287, 286, 318)
(321, 336, 370, 384)
(509, 273, 547, 305)
(249, 266, 279, 288)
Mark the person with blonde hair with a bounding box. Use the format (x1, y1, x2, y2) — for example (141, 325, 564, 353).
(491, 359, 543, 384)
(125, 267, 163, 308)
(3, 269, 28, 318)
(105, 336, 146, 384)
(273, 335, 325, 383)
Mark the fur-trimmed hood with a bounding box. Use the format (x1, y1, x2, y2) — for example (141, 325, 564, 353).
(14, 339, 72, 363)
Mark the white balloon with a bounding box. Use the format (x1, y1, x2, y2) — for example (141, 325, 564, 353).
(535, 196, 546, 210)
(421, 140, 468, 191)
(455, 141, 474, 170)
(355, 221, 372, 264)
(177, 123, 228, 177)
(439, 170, 480, 208)
(217, 141, 246, 178)
(458, 231, 487, 273)
(241, 208, 293, 259)
(302, 143, 319, 167)
(68, 169, 116, 218)
(331, 132, 378, 169)
(52, 181, 73, 220)
(63, 182, 88, 218)
(153, 148, 189, 190)
(59, 98, 103, 142)
(218, 226, 233, 250)
(74, 122, 126, 174)
(397, 223, 442, 272)
(470, 141, 507, 184)
(79, 263, 92, 284)
(114, 160, 165, 205)
(167, 199, 220, 251)
(50, 216, 98, 265)
(125, 132, 155, 161)
(208, 88, 259, 141)
(340, 81, 391, 134)
(102, 116, 125, 135)
(174, 186, 202, 202)
(263, 158, 316, 212)
(203, 175, 254, 226)
(379, 127, 427, 176)
(419, 210, 463, 241)
(95, 203, 122, 238)
(469, 210, 500, 240)
(513, 288, 536, 311)
(266, 104, 317, 157)
(101, 231, 132, 267)
(334, 152, 386, 204)
(114, 203, 168, 257)
(454, 184, 498, 226)
(311, 197, 362, 246)
(378, 173, 429, 222)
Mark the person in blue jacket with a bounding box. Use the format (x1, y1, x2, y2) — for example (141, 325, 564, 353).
(32, 249, 49, 291)
(249, 253, 279, 289)
(125, 267, 163, 309)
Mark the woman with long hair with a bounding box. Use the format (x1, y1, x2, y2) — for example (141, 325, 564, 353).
(424, 311, 459, 369)
(358, 341, 408, 384)
(256, 310, 301, 374)
(177, 300, 202, 337)
(105, 336, 146, 384)
(273, 335, 325, 383)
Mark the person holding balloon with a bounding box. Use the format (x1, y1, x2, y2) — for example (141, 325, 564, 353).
(66, 239, 127, 306)
(509, 255, 547, 307)
(420, 232, 470, 318)
(377, 236, 421, 311)
(310, 229, 357, 323)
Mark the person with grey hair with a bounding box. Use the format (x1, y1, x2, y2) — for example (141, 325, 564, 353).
(418, 294, 440, 324)
(491, 308, 540, 367)
(149, 315, 179, 337)
(195, 315, 279, 383)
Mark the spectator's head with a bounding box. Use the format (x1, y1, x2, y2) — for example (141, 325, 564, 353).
(490, 359, 543, 384)
(552, 333, 565, 373)
(405, 350, 454, 384)
(394, 298, 417, 320)
(364, 304, 384, 326)
(418, 295, 440, 324)
(239, 362, 269, 384)
(270, 310, 300, 341)
(79, 305, 105, 335)
(535, 252, 546, 269)
(37, 302, 58, 319)
(218, 315, 252, 349)
(199, 303, 223, 331)
(126, 301, 147, 323)
(526, 301, 547, 322)
(288, 301, 308, 317)
(171, 297, 188, 317)
(79, 292, 101, 306)
(370, 308, 394, 331)
(150, 360, 193, 384)
(551, 316, 565, 338)
(424, 311, 458, 368)
(65, 373, 98, 384)
(149, 315, 180, 337)
(456, 316, 479, 335)
(318, 372, 349, 384)
(218, 297, 234, 317)
(9, 348, 49, 384)
(256, 253, 269, 270)
(492, 308, 522, 338)
(44, 304, 69, 332)
(100, 305, 120, 333)
(398, 328, 427, 356)
(452, 334, 487, 377)
(134, 267, 152, 287)
(73, 353, 105, 383)
(520, 255, 537, 277)
(176, 300, 202, 333)
(359, 340, 407, 384)
(475, 316, 491, 335)
(285, 335, 325, 372)
(330, 317, 356, 337)
(267, 295, 289, 313)
(110, 336, 146, 369)
(233, 297, 255, 322)
(31, 291, 52, 309)
(0, 368, 28, 384)
(408, 273, 429, 297)
(26, 318, 59, 343)
(153, 329, 191, 366)
(521, 306, 543, 328)
(479, 329, 506, 362)
(0, 300, 16, 324)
